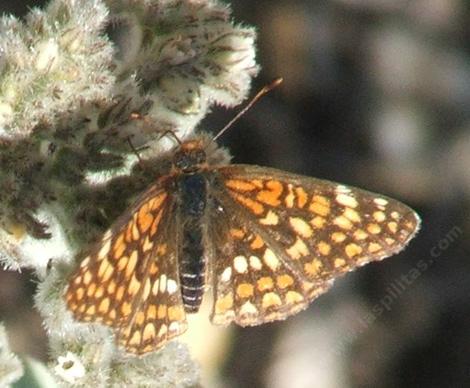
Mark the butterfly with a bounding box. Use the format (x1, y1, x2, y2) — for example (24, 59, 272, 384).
(64, 134, 420, 355)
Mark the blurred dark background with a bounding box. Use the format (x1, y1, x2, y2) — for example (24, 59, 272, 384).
(1, 1, 470, 387)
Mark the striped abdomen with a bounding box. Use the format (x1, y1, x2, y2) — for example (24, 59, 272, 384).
(177, 173, 207, 313)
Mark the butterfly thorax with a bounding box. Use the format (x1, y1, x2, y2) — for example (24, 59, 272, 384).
(173, 141, 209, 313)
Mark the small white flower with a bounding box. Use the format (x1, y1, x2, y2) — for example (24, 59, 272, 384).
(54, 352, 85, 384)
(0, 101, 13, 128)
(34, 39, 60, 72)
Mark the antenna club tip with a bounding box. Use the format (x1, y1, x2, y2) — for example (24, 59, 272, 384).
(266, 77, 283, 91)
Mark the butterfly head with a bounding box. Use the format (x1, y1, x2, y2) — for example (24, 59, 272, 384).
(172, 140, 207, 173)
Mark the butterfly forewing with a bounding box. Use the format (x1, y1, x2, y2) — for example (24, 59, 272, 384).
(207, 164, 419, 326)
(65, 183, 188, 354)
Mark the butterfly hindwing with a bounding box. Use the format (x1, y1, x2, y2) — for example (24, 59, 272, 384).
(208, 215, 332, 326)
(115, 245, 188, 354)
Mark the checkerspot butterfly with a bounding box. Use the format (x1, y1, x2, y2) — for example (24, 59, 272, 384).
(65, 83, 420, 355)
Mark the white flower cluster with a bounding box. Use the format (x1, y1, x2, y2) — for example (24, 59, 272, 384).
(0, 324, 23, 386)
(0, 0, 114, 139)
(0, 0, 258, 385)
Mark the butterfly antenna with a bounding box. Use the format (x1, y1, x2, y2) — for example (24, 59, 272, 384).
(212, 77, 283, 142)
(130, 111, 183, 147)
(157, 129, 183, 146)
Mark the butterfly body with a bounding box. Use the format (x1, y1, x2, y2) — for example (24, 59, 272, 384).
(65, 138, 420, 354)
(176, 166, 208, 313)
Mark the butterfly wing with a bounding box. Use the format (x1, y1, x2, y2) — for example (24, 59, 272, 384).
(65, 181, 187, 354)
(207, 164, 420, 326)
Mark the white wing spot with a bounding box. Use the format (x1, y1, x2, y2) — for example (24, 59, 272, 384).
(263, 249, 280, 271)
(234, 256, 248, 273)
(221, 267, 232, 282)
(98, 239, 111, 260)
(374, 198, 388, 206)
(80, 256, 90, 268)
(152, 278, 160, 295)
(336, 193, 358, 208)
(167, 279, 178, 294)
(102, 229, 112, 241)
(249, 256, 262, 270)
(159, 274, 167, 293)
(239, 301, 258, 316)
(142, 278, 151, 300)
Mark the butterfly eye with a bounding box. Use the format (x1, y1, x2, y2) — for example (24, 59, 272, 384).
(192, 149, 206, 165)
(173, 149, 206, 172)
(173, 150, 191, 171)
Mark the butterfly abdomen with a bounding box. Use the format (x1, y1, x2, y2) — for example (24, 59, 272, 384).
(178, 173, 207, 313)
